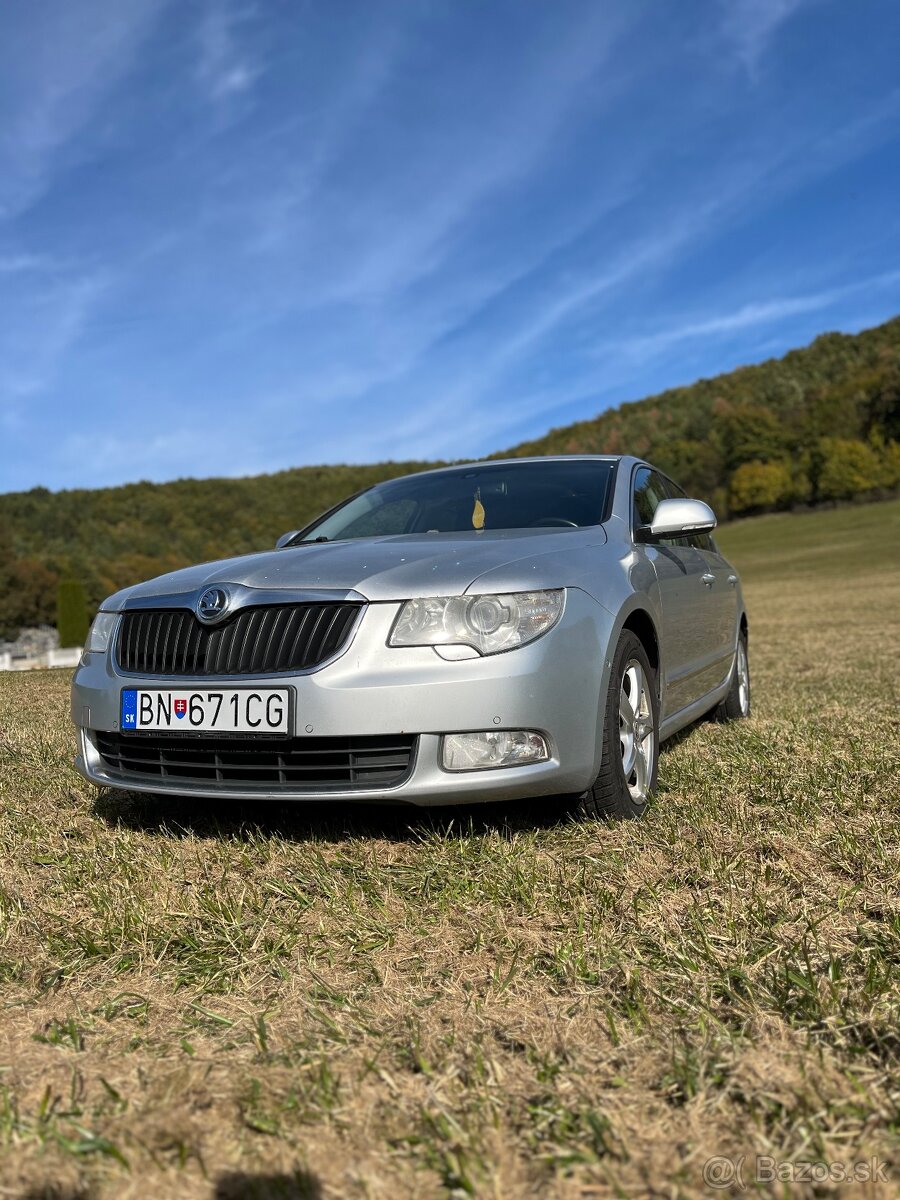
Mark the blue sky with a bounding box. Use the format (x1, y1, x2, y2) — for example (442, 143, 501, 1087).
(1, 0, 899, 493)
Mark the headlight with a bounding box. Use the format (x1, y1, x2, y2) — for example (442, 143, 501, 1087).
(84, 612, 118, 654)
(389, 589, 564, 656)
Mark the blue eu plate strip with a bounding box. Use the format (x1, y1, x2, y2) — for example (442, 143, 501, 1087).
(121, 689, 138, 729)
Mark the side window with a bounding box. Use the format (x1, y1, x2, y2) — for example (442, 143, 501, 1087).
(632, 468, 669, 532)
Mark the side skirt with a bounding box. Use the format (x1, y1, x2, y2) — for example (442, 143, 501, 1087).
(659, 675, 731, 743)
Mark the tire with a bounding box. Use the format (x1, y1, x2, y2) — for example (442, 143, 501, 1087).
(716, 628, 751, 722)
(572, 630, 659, 821)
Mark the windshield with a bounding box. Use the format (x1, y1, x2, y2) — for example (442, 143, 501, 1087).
(293, 460, 617, 543)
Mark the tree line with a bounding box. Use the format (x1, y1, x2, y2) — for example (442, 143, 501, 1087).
(504, 316, 900, 517)
(0, 464, 433, 641)
(1, 317, 898, 641)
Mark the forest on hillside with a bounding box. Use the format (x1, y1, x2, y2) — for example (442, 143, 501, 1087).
(0, 462, 434, 641)
(504, 316, 900, 512)
(1, 317, 898, 640)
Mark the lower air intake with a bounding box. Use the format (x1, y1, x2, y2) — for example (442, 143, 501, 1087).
(94, 731, 417, 790)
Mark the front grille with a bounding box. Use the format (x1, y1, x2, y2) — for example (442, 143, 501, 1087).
(95, 731, 417, 790)
(116, 603, 361, 676)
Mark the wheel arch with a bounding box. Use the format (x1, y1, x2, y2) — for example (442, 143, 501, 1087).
(620, 607, 660, 676)
(584, 598, 664, 789)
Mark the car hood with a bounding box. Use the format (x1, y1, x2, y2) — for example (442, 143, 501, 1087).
(105, 528, 608, 608)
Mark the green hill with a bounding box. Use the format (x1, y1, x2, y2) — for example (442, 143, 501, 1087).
(502, 315, 900, 510)
(2, 316, 899, 639)
(0, 463, 435, 639)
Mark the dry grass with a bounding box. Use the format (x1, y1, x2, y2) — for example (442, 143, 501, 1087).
(0, 500, 898, 1199)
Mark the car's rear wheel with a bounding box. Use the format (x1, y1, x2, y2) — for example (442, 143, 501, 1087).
(572, 630, 659, 821)
(715, 628, 750, 721)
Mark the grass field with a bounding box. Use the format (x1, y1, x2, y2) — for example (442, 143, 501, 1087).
(1, 500, 898, 1199)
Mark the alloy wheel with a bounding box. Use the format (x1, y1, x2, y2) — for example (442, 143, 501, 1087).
(619, 659, 654, 802)
(737, 639, 750, 716)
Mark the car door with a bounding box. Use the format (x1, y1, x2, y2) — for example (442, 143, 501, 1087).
(632, 467, 710, 719)
(664, 478, 739, 697)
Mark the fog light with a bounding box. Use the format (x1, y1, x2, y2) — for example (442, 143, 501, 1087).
(442, 730, 549, 771)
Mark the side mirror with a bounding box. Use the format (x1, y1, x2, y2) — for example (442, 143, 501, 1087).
(649, 498, 717, 538)
(275, 530, 299, 549)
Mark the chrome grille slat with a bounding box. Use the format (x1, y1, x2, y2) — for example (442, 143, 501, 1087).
(262, 609, 286, 676)
(301, 607, 329, 668)
(284, 608, 314, 669)
(270, 609, 297, 667)
(212, 615, 237, 675)
(116, 603, 361, 676)
(232, 607, 258, 673)
(190, 612, 204, 674)
(149, 611, 163, 669)
(138, 613, 149, 670)
(248, 608, 274, 673)
(174, 612, 193, 672)
(318, 606, 344, 660)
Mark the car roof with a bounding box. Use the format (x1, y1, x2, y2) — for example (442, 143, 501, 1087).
(389, 455, 631, 482)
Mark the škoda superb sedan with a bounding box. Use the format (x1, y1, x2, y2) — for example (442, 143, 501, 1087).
(72, 456, 749, 819)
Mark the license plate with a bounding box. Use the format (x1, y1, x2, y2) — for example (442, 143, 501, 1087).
(120, 688, 292, 734)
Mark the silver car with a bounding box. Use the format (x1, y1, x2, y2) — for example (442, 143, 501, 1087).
(72, 456, 749, 819)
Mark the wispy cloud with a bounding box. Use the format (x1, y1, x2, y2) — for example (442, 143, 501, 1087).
(196, 0, 264, 105)
(720, 0, 819, 73)
(598, 270, 900, 360)
(0, 254, 54, 274)
(248, 6, 630, 300)
(0, 0, 165, 219)
(247, 19, 412, 253)
(182, 61, 900, 474)
(412, 90, 900, 420)
(0, 271, 111, 402)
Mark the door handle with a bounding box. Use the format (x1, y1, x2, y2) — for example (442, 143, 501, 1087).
(727, 574, 738, 587)
(701, 573, 715, 587)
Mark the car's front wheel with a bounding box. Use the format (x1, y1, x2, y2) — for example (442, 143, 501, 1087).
(572, 629, 659, 821)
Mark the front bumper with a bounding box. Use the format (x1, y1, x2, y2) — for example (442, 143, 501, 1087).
(71, 590, 614, 806)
